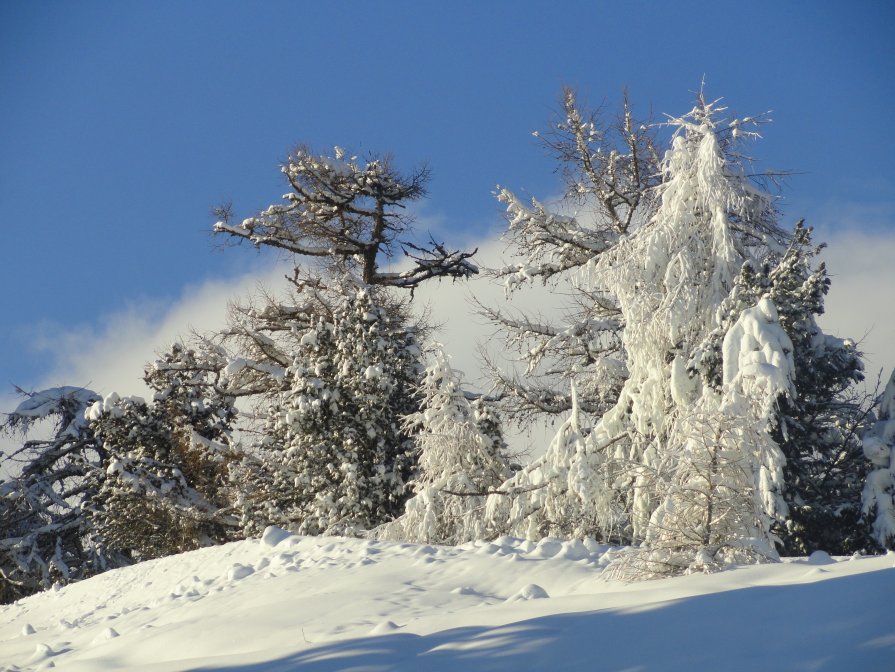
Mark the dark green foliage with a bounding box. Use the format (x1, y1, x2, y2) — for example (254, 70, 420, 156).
(692, 222, 871, 554)
(89, 344, 242, 562)
(241, 287, 423, 536)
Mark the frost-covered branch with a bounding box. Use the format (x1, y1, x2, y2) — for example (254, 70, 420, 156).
(213, 146, 477, 289)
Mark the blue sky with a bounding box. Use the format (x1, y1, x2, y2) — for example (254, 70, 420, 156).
(1, 0, 894, 401)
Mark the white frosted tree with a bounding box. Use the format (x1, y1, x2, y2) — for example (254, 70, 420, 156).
(863, 370, 895, 549)
(480, 89, 659, 427)
(375, 347, 512, 544)
(487, 93, 795, 563)
(610, 298, 794, 577)
(485, 383, 619, 541)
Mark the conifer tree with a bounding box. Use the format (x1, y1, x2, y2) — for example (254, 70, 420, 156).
(0, 387, 116, 602)
(488, 94, 795, 570)
(376, 347, 512, 544)
(692, 223, 869, 554)
(239, 286, 422, 536)
(863, 370, 895, 549)
(211, 144, 477, 536)
(480, 89, 659, 427)
(88, 344, 241, 561)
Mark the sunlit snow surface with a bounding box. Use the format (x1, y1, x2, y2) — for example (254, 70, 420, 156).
(1, 531, 893, 671)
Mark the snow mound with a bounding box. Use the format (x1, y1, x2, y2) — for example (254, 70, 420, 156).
(506, 583, 550, 602)
(0, 534, 892, 671)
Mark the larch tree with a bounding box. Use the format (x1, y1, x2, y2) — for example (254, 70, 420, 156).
(488, 93, 804, 571)
(479, 88, 660, 428)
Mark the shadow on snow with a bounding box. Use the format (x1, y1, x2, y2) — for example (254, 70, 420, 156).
(198, 568, 895, 672)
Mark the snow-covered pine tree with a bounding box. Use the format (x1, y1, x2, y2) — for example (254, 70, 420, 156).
(210, 144, 478, 537)
(479, 89, 659, 428)
(239, 285, 423, 536)
(863, 370, 895, 549)
(87, 393, 234, 561)
(0, 387, 117, 603)
(213, 146, 477, 290)
(691, 222, 869, 554)
(375, 347, 513, 544)
(87, 345, 242, 562)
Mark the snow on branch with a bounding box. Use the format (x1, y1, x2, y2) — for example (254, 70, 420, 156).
(214, 146, 477, 289)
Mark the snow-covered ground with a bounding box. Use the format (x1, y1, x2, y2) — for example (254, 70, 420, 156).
(1, 531, 893, 671)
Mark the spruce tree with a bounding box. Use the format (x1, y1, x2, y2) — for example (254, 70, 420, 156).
(691, 223, 869, 554)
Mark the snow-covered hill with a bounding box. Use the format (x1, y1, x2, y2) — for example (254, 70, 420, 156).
(1, 531, 893, 671)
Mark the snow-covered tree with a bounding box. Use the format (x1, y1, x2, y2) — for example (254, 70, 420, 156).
(692, 223, 869, 554)
(485, 384, 619, 541)
(87, 388, 240, 562)
(0, 387, 116, 602)
(87, 343, 242, 561)
(863, 370, 895, 549)
(480, 89, 659, 427)
(213, 145, 477, 289)
(375, 347, 513, 544)
(488, 94, 794, 565)
(238, 286, 423, 536)
(210, 144, 478, 537)
(610, 298, 794, 577)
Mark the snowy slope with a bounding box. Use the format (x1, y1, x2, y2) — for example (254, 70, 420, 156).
(1, 531, 893, 671)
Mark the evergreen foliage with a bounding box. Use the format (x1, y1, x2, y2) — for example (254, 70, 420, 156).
(87, 343, 242, 562)
(0, 388, 115, 602)
(213, 146, 477, 289)
(692, 223, 870, 554)
(240, 286, 422, 536)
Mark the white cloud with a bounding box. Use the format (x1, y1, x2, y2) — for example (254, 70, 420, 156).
(817, 226, 895, 383)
